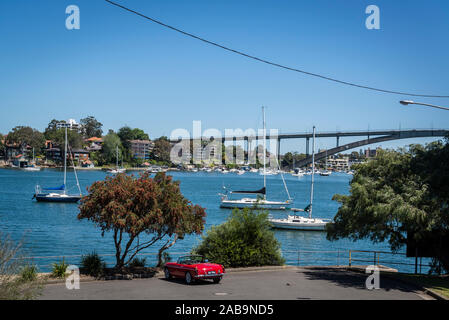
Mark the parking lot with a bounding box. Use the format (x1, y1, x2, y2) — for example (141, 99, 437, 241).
(39, 267, 431, 300)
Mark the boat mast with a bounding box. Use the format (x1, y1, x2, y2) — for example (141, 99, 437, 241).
(309, 126, 316, 219)
(262, 106, 266, 200)
(116, 145, 119, 169)
(63, 125, 68, 195)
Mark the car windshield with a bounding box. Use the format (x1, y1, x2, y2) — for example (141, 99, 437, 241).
(178, 255, 204, 265)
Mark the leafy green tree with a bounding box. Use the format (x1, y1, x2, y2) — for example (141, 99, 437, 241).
(152, 136, 171, 163)
(49, 128, 84, 150)
(78, 172, 206, 269)
(102, 131, 122, 164)
(0, 133, 5, 156)
(43, 120, 83, 150)
(117, 126, 150, 162)
(80, 116, 103, 138)
(281, 152, 293, 169)
(193, 208, 285, 268)
(131, 128, 149, 141)
(328, 141, 449, 273)
(6, 126, 45, 155)
(89, 151, 106, 167)
(44, 119, 63, 140)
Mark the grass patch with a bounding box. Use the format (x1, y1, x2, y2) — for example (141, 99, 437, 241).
(386, 273, 449, 298)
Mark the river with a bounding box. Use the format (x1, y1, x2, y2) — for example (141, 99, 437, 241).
(0, 168, 426, 273)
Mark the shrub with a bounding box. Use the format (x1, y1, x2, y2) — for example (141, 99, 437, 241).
(51, 259, 68, 278)
(0, 233, 42, 299)
(80, 252, 106, 277)
(193, 208, 285, 268)
(128, 257, 146, 268)
(20, 264, 38, 282)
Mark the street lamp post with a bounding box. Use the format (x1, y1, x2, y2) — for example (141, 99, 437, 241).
(399, 100, 449, 111)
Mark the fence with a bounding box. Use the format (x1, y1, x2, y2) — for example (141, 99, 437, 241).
(283, 249, 428, 274)
(348, 250, 427, 274)
(14, 249, 430, 274)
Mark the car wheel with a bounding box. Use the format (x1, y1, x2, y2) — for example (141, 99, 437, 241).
(185, 272, 193, 285)
(164, 268, 172, 280)
(213, 277, 221, 284)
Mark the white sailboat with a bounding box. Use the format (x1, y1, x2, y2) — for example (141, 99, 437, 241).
(220, 107, 292, 210)
(269, 126, 332, 230)
(34, 125, 82, 202)
(108, 146, 126, 174)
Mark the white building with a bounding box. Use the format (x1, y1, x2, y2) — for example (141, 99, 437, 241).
(57, 119, 82, 131)
(327, 156, 349, 171)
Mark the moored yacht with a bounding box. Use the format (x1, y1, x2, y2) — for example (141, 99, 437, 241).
(269, 126, 332, 230)
(269, 213, 332, 231)
(34, 124, 82, 203)
(108, 146, 126, 174)
(220, 107, 292, 210)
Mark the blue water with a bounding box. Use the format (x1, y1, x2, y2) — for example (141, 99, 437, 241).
(0, 168, 427, 273)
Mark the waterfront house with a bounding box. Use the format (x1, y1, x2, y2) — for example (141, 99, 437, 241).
(130, 139, 154, 160)
(45, 147, 61, 162)
(327, 156, 350, 171)
(85, 137, 103, 152)
(81, 159, 94, 168)
(71, 148, 90, 164)
(12, 154, 28, 168)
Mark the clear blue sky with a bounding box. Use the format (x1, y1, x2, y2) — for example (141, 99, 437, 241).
(1, 0, 448, 153)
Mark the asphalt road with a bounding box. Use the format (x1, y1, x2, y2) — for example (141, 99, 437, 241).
(39, 267, 430, 300)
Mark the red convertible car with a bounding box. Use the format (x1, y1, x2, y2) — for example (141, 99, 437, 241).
(164, 255, 225, 284)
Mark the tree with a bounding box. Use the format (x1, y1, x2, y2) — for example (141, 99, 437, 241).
(117, 126, 150, 162)
(6, 126, 45, 155)
(327, 141, 449, 273)
(44, 119, 63, 140)
(193, 208, 285, 268)
(80, 116, 103, 138)
(281, 152, 293, 169)
(102, 131, 122, 164)
(0, 133, 5, 156)
(78, 172, 206, 269)
(43, 119, 83, 150)
(152, 136, 171, 163)
(48, 128, 84, 150)
(131, 128, 149, 141)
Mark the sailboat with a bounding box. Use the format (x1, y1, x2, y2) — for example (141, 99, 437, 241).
(269, 126, 332, 230)
(108, 146, 126, 174)
(23, 148, 41, 171)
(33, 125, 82, 202)
(220, 107, 292, 210)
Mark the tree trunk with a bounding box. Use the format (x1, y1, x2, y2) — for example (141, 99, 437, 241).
(157, 235, 178, 267)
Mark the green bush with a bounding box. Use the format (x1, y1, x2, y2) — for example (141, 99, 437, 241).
(193, 208, 285, 268)
(128, 257, 146, 268)
(80, 252, 106, 277)
(20, 264, 38, 282)
(51, 258, 68, 278)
